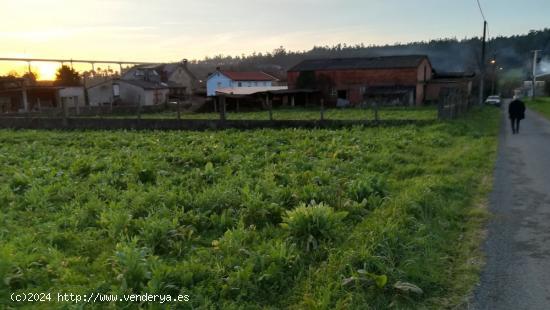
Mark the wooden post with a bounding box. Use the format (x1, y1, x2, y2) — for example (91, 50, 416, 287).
(109, 96, 113, 113)
(266, 94, 273, 121)
(437, 99, 444, 120)
(176, 100, 181, 120)
(36, 97, 41, 112)
(214, 97, 218, 113)
(137, 95, 141, 120)
(62, 98, 68, 126)
(21, 83, 29, 112)
(320, 98, 325, 121)
(374, 100, 379, 122)
(291, 95, 295, 108)
(219, 95, 226, 121)
(236, 99, 240, 113)
(75, 96, 80, 115)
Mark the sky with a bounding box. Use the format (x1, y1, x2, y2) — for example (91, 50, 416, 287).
(1, 0, 549, 79)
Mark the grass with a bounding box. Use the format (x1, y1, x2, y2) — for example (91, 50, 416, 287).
(527, 97, 550, 119)
(86, 106, 437, 121)
(0, 107, 499, 309)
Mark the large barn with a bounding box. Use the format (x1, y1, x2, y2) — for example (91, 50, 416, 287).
(287, 55, 433, 106)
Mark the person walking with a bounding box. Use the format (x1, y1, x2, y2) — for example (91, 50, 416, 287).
(508, 97, 526, 134)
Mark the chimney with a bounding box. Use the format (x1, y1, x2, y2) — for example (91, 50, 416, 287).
(181, 59, 188, 68)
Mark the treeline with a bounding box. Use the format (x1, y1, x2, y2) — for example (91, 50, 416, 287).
(188, 28, 550, 80)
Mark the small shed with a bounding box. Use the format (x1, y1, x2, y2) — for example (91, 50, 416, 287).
(425, 72, 475, 103)
(210, 87, 319, 112)
(59, 86, 86, 108)
(87, 79, 169, 107)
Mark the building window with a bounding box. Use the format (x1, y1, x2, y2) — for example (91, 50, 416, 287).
(238, 82, 242, 87)
(331, 88, 337, 97)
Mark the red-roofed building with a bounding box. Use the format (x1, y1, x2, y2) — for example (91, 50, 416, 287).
(206, 69, 278, 96)
(287, 55, 433, 106)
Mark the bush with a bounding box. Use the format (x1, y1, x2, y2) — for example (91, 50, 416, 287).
(10, 173, 30, 195)
(281, 202, 347, 251)
(137, 216, 177, 255)
(240, 186, 282, 227)
(112, 239, 153, 293)
(137, 168, 157, 185)
(99, 204, 133, 240)
(347, 175, 388, 203)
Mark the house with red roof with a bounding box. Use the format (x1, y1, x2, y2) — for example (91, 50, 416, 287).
(206, 69, 278, 96)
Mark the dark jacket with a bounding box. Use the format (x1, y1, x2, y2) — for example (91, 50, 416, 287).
(509, 99, 526, 120)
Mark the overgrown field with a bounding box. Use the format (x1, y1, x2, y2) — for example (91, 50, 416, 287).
(527, 97, 550, 119)
(100, 106, 437, 121)
(0, 108, 498, 309)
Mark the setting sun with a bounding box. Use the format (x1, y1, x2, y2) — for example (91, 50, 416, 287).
(34, 62, 59, 80)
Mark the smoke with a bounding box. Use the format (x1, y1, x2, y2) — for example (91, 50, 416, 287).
(538, 57, 550, 76)
(346, 41, 478, 73)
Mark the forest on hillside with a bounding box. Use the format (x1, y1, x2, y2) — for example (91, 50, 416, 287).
(188, 28, 550, 85)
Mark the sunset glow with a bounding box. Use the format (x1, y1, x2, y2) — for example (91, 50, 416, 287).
(1, 0, 550, 80)
(34, 62, 59, 81)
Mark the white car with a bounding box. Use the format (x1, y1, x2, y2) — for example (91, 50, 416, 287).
(485, 95, 502, 107)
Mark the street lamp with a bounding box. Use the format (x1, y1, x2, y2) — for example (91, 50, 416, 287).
(490, 56, 497, 95)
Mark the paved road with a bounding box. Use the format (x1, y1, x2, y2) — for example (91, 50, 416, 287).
(473, 101, 550, 309)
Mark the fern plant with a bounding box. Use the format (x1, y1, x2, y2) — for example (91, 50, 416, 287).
(281, 202, 347, 252)
(112, 238, 153, 293)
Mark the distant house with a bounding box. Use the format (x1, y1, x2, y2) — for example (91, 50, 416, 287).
(86, 80, 114, 106)
(206, 70, 278, 96)
(425, 72, 475, 103)
(0, 77, 85, 113)
(87, 64, 171, 107)
(287, 55, 433, 106)
(122, 60, 197, 100)
(519, 80, 546, 98)
(59, 86, 86, 108)
(87, 79, 169, 107)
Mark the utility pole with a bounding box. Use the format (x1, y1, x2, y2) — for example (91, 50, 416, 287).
(478, 21, 487, 105)
(532, 50, 542, 100)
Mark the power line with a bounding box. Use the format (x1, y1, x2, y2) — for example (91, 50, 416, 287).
(476, 0, 487, 21)
(475, 0, 490, 104)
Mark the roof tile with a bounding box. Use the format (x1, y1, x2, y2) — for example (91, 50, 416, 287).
(289, 55, 429, 72)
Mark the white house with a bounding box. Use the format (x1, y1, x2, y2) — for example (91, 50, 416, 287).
(206, 70, 278, 96)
